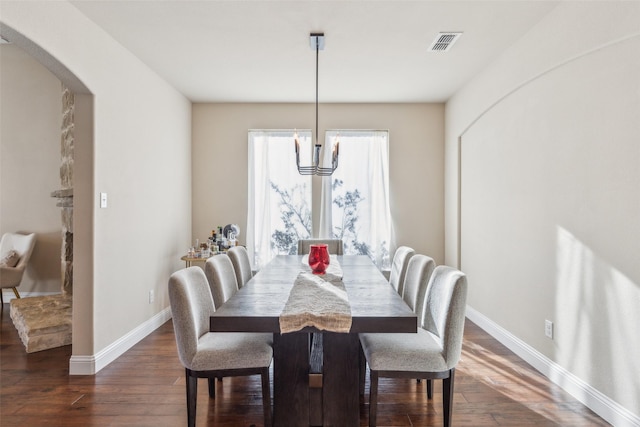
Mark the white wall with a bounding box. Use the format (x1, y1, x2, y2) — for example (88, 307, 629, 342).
(192, 103, 444, 264)
(446, 1, 640, 423)
(0, 44, 62, 297)
(1, 2, 192, 365)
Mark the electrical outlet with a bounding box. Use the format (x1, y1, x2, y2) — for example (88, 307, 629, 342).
(545, 319, 553, 339)
(149, 290, 154, 304)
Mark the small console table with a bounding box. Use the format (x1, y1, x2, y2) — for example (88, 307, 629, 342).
(180, 254, 215, 268)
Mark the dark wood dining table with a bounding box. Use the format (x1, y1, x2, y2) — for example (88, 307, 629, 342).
(210, 255, 417, 426)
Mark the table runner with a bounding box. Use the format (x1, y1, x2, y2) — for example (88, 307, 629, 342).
(279, 258, 352, 333)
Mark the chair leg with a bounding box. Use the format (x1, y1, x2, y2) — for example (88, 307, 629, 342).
(369, 371, 379, 427)
(1, 290, 4, 306)
(427, 379, 433, 399)
(186, 369, 198, 427)
(12, 288, 21, 299)
(260, 367, 272, 427)
(443, 368, 455, 427)
(208, 377, 216, 398)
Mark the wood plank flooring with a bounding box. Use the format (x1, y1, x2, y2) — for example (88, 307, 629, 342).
(0, 303, 609, 426)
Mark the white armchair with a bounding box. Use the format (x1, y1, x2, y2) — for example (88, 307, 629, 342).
(0, 232, 37, 304)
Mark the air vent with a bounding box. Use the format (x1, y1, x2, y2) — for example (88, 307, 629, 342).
(428, 32, 462, 52)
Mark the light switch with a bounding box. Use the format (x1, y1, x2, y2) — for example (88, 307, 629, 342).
(100, 192, 108, 208)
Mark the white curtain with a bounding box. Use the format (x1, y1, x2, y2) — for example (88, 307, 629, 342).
(320, 130, 391, 269)
(247, 130, 312, 270)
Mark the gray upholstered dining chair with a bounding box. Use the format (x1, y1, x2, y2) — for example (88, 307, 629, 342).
(359, 265, 468, 427)
(0, 232, 36, 305)
(204, 254, 239, 309)
(388, 245, 415, 296)
(359, 253, 435, 395)
(297, 238, 344, 255)
(399, 254, 436, 388)
(401, 254, 436, 327)
(227, 245, 253, 288)
(168, 266, 272, 427)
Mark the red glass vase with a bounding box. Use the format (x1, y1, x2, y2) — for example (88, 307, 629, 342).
(308, 244, 330, 274)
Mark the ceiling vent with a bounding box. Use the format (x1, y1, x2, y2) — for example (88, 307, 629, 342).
(428, 32, 462, 52)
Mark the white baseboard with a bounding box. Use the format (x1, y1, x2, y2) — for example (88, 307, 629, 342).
(466, 306, 640, 427)
(69, 306, 172, 375)
(1, 291, 60, 302)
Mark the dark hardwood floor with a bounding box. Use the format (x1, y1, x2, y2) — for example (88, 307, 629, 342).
(0, 303, 609, 426)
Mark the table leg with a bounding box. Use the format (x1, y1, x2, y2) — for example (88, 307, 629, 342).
(273, 332, 310, 426)
(322, 333, 360, 426)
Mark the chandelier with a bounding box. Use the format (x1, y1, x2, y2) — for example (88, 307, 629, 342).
(295, 33, 339, 176)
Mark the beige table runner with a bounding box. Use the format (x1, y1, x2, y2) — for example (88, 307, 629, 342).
(279, 258, 352, 333)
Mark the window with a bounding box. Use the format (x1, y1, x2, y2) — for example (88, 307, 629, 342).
(248, 129, 391, 270)
(320, 130, 391, 269)
(247, 130, 312, 269)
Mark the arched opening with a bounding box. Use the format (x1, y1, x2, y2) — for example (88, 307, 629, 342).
(0, 23, 94, 356)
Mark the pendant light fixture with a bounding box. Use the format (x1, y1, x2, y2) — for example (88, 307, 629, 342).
(295, 32, 339, 176)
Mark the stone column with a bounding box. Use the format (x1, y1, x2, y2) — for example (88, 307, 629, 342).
(50, 84, 74, 296)
(51, 188, 72, 295)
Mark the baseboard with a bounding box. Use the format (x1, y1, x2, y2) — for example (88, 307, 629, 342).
(69, 306, 172, 375)
(1, 291, 60, 302)
(466, 306, 640, 427)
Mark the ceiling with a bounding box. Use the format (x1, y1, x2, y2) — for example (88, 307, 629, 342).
(69, 1, 560, 103)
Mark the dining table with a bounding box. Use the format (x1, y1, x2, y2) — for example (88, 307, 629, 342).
(210, 254, 417, 426)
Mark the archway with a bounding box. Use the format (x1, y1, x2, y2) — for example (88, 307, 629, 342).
(0, 22, 94, 356)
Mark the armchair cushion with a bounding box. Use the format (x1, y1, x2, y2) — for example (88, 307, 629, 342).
(1, 250, 20, 268)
